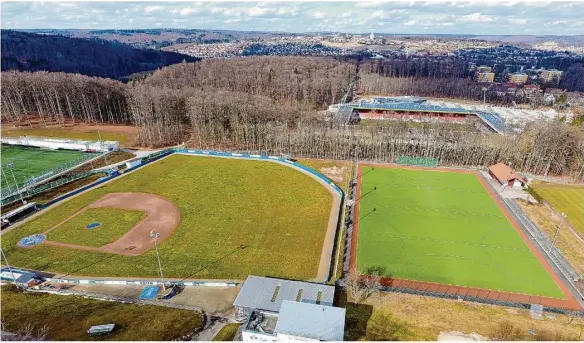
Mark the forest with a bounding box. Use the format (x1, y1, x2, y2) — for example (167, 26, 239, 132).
(1, 56, 583, 180)
(1, 30, 198, 79)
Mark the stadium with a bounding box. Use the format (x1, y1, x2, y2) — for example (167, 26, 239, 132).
(1, 149, 342, 283)
(328, 96, 567, 134)
(349, 162, 582, 311)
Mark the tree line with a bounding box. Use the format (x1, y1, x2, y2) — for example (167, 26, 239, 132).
(1, 56, 582, 180)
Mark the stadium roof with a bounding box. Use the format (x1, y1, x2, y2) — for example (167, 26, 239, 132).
(275, 300, 345, 341)
(233, 276, 334, 312)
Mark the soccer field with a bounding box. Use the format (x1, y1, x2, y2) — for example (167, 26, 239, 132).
(355, 165, 565, 299)
(2, 154, 335, 280)
(0, 145, 99, 190)
(530, 182, 584, 235)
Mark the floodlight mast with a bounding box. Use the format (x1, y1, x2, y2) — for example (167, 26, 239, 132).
(5, 163, 25, 204)
(149, 230, 165, 290)
(551, 212, 567, 248)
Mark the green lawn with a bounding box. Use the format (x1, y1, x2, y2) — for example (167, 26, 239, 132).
(2, 155, 333, 280)
(1, 145, 98, 190)
(212, 323, 241, 341)
(47, 208, 146, 247)
(530, 183, 584, 235)
(1, 286, 203, 341)
(355, 166, 565, 298)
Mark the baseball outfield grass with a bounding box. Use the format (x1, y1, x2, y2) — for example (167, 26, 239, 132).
(46, 208, 147, 247)
(1, 145, 98, 190)
(2, 154, 333, 280)
(355, 166, 565, 298)
(529, 182, 584, 235)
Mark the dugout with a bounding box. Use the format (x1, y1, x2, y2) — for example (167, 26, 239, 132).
(1, 202, 37, 230)
(0, 268, 39, 288)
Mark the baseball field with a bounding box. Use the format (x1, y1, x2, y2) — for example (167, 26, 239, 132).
(1, 145, 99, 189)
(529, 182, 584, 235)
(354, 165, 565, 299)
(2, 154, 336, 280)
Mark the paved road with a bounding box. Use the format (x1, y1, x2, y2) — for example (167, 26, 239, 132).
(192, 317, 229, 341)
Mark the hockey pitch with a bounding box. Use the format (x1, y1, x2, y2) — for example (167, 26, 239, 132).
(353, 164, 566, 299)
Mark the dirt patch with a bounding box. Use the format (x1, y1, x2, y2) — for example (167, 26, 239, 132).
(438, 331, 488, 341)
(321, 166, 348, 183)
(42, 192, 180, 256)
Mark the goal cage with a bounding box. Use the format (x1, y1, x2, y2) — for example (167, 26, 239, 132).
(396, 155, 440, 167)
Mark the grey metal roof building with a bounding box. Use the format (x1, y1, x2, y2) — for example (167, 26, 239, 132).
(233, 276, 335, 313)
(275, 300, 346, 341)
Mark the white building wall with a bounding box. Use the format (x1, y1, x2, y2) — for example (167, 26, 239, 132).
(277, 333, 318, 341)
(242, 331, 277, 342)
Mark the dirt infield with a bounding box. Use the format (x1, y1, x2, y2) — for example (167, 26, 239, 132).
(42, 192, 181, 256)
(350, 163, 582, 311)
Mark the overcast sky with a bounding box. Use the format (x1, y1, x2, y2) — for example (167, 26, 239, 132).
(2, 1, 583, 35)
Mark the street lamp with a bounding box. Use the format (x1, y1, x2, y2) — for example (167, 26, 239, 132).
(482, 87, 488, 105)
(149, 230, 165, 290)
(6, 163, 25, 204)
(551, 212, 567, 248)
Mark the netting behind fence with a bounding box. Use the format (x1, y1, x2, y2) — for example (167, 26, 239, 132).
(396, 155, 440, 167)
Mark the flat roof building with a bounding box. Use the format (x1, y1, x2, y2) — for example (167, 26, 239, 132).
(275, 301, 345, 341)
(477, 72, 495, 83)
(540, 69, 563, 84)
(235, 276, 344, 342)
(509, 73, 528, 85)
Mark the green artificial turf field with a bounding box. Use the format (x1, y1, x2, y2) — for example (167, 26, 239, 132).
(0, 145, 99, 190)
(46, 208, 146, 247)
(2, 154, 333, 280)
(530, 183, 584, 235)
(355, 166, 565, 298)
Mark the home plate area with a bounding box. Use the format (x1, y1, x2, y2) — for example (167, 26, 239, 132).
(37, 192, 181, 256)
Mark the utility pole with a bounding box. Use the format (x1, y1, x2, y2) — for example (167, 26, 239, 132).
(150, 230, 165, 290)
(551, 212, 567, 248)
(6, 163, 25, 204)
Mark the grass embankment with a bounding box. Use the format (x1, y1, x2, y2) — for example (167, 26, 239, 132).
(2, 124, 136, 147)
(356, 166, 564, 298)
(530, 182, 584, 235)
(47, 208, 146, 247)
(517, 200, 584, 275)
(0, 286, 203, 341)
(340, 291, 583, 341)
(2, 155, 333, 280)
(212, 323, 241, 341)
